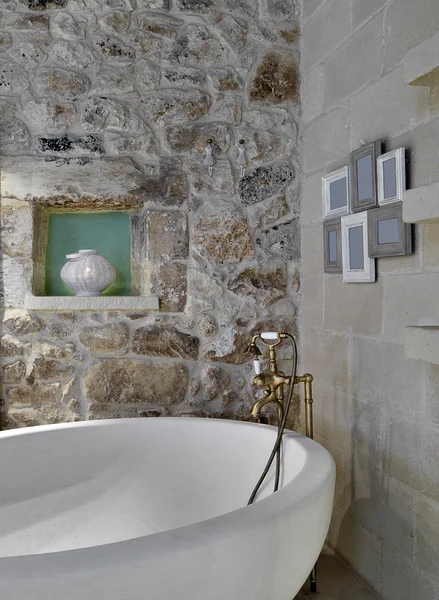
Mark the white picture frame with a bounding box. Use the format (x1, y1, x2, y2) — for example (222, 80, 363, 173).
(377, 147, 406, 205)
(341, 211, 375, 283)
(322, 166, 350, 218)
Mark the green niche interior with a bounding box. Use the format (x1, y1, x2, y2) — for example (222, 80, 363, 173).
(46, 212, 132, 296)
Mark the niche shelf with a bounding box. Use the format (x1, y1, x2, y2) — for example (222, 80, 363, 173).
(25, 295, 159, 311)
(402, 181, 439, 224)
(405, 326, 439, 365)
(404, 30, 439, 86)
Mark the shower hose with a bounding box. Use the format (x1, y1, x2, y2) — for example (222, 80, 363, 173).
(248, 333, 298, 505)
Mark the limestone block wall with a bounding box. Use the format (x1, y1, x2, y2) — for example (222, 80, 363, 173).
(300, 0, 439, 598)
(0, 0, 301, 429)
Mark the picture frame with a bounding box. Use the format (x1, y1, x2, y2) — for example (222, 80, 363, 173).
(350, 140, 381, 213)
(377, 147, 406, 205)
(341, 211, 375, 283)
(323, 218, 342, 273)
(368, 202, 412, 258)
(322, 166, 350, 218)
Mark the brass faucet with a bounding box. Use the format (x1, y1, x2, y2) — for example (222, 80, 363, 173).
(246, 332, 292, 422)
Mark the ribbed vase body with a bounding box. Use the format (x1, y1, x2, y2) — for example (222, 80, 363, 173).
(60, 250, 116, 297)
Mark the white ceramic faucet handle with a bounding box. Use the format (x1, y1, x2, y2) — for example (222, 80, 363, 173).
(254, 358, 261, 375)
(261, 332, 279, 340)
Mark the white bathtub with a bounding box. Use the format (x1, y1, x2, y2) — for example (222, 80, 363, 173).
(0, 418, 335, 600)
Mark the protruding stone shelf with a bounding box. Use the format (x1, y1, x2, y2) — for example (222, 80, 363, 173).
(403, 181, 439, 223)
(405, 326, 439, 365)
(404, 30, 439, 86)
(25, 295, 159, 311)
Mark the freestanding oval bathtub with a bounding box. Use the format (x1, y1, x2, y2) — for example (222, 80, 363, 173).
(0, 418, 335, 600)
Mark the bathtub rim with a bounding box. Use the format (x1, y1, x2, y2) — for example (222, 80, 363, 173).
(0, 417, 335, 567)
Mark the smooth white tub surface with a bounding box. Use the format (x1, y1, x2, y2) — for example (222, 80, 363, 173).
(0, 418, 335, 600)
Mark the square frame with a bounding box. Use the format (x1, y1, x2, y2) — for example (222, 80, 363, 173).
(322, 166, 350, 218)
(341, 211, 376, 283)
(323, 218, 342, 273)
(377, 147, 406, 205)
(350, 140, 381, 213)
(368, 202, 412, 258)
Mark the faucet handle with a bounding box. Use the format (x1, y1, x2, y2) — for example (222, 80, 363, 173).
(253, 358, 261, 375)
(260, 331, 279, 341)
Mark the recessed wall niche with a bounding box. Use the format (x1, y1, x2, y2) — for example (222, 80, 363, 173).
(45, 212, 132, 297)
(33, 206, 135, 298)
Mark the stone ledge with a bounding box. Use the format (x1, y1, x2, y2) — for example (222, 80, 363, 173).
(404, 30, 439, 86)
(405, 326, 439, 364)
(403, 181, 439, 223)
(24, 295, 159, 311)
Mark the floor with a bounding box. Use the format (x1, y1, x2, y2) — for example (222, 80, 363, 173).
(296, 550, 379, 600)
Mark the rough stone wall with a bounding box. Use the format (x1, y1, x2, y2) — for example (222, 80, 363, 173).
(0, 0, 301, 429)
(300, 0, 439, 598)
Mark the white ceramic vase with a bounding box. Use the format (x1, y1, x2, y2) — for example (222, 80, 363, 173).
(60, 250, 116, 297)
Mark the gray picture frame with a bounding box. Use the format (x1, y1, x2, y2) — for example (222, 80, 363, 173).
(323, 218, 342, 273)
(368, 202, 413, 258)
(350, 140, 381, 213)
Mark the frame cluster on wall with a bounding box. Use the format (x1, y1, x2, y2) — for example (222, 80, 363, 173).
(322, 141, 412, 283)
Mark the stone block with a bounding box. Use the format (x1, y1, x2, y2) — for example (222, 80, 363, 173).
(22, 100, 76, 134)
(334, 512, 383, 593)
(0, 199, 33, 258)
(193, 208, 254, 263)
(132, 325, 199, 359)
(34, 358, 75, 380)
(1, 156, 153, 206)
(207, 67, 243, 92)
(351, 336, 425, 420)
(50, 12, 86, 40)
(301, 65, 324, 124)
(147, 211, 188, 260)
(215, 94, 243, 125)
(35, 134, 104, 156)
(383, 272, 439, 344)
(172, 24, 228, 66)
(19, 0, 67, 8)
(405, 326, 439, 366)
(256, 218, 300, 261)
(324, 276, 384, 337)
(404, 29, 439, 86)
(385, 412, 439, 502)
(227, 267, 287, 308)
(302, 0, 324, 23)
(0, 116, 30, 154)
(302, 0, 351, 71)
(79, 323, 129, 352)
(140, 89, 212, 127)
(81, 97, 140, 133)
(260, 0, 298, 18)
(324, 13, 384, 108)
(300, 326, 349, 391)
(416, 496, 439, 577)
(303, 105, 350, 173)
(384, 0, 439, 72)
(352, 68, 428, 148)
(84, 359, 189, 405)
(250, 51, 298, 104)
(423, 224, 439, 266)
(52, 40, 94, 70)
(2, 360, 26, 384)
(300, 276, 323, 328)
(215, 14, 248, 52)
(0, 60, 28, 94)
(382, 543, 439, 600)
(0, 11, 49, 31)
(403, 181, 439, 224)
(425, 363, 439, 425)
(166, 122, 231, 156)
(352, 0, 386, 28)
(34, 68, 90, 100)
(238, 159, 295, 205)
(301, 171, 324, 225)
(3, 309, 42, 334)
(162, 66, 206, 87)
(151, 262, 187, 312)
(8, 383, 60, 406)
(301, 223, 323, 276)
(203, 328, 248, 364)
(93, 35, 136, 62)
(188, 159, 235, 199)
